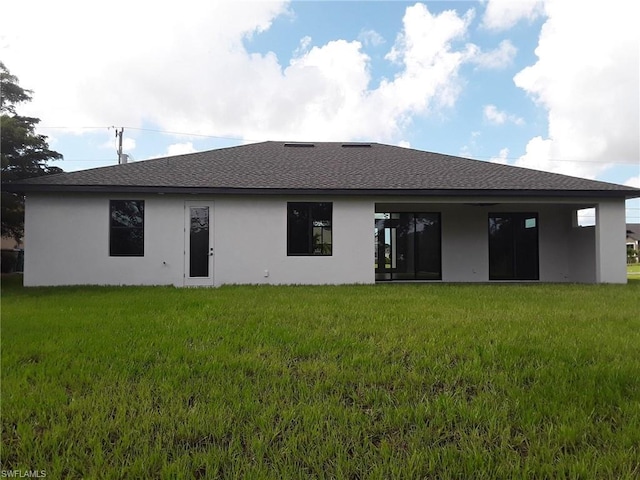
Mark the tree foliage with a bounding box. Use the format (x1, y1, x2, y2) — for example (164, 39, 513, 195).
(1, 62, 63, 240)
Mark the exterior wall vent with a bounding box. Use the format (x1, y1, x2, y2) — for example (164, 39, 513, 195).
(284, 143, 315, 147)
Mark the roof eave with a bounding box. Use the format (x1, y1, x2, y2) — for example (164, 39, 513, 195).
(5, 183, 639, 199)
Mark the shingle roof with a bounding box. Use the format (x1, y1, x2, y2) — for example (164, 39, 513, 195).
(6, 141, 640, 198)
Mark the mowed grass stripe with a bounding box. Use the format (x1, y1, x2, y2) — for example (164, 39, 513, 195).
(2, 277, 639, 478)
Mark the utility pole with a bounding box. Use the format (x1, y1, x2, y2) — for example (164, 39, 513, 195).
(115, 127, 126, 164)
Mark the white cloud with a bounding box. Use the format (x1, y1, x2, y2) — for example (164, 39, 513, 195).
(490, 147, 510, 164)
(0, 1, 291, 134)
(468, 39, 517, 69)
(294, 36, 312, 57)
(512, 0, 639, 179)
(625, 176, 640, 188)
(275, 3, 478, 141)
(167, 142, 197, 156)
(45, 133, 59, 148)
(397, 140, 411, 148)
(459, 131, 481, 158)
(123, 138, 136, 152)
(99, 136, 135, 152)
(381, 4, 475, 113)
(484, 105, 506, 124)
(358, 29, 385, 47)
(483, 104, 524, 125)
(482, 0, 544, 31)
(0, 1, 480, 150)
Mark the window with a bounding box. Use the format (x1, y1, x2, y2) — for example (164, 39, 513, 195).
(574, 208, 596, 227)
(287, 202, 332, 256)
(110, 200, 144, 256)
(488, 213, 538, 280)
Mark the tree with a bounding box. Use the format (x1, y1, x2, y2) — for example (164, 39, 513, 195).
(1, 62, 63, 241)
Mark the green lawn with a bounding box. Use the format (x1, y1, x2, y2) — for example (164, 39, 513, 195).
(2, 277, 639, 478)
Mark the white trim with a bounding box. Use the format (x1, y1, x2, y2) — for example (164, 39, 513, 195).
(183, 201, 215, 287)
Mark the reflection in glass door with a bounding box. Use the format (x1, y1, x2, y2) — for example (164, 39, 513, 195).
(184, 202, 214, 286)
(375, 212, 441, 281)
(190, 207, 209, 277)
(488, 213, 539, 280)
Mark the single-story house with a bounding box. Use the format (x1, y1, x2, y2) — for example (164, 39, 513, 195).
(5, 141, 640, 286)
(1, 235, 24, 274)
(1, 235, 23, 250)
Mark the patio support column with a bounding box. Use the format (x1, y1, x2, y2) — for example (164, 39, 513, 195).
(595, 198, 627, 283)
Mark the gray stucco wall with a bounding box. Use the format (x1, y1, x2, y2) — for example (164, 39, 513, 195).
(23, 193, 626, 286)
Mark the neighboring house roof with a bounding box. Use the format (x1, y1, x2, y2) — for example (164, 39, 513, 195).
(1, 236, 23, 250)
(5, 141, 640, 198)
(627, 224, 640, 242)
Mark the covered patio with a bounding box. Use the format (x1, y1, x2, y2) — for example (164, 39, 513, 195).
(374, 197, 626, 283)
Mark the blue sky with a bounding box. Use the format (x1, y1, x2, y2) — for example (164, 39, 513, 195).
(1, 0, 639, 221)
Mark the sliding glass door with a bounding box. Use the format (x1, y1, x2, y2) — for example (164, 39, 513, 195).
(488, 213, 539, 280)
(375, 213, 441, 281)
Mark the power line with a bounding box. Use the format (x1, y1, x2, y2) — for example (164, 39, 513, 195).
(474, 156, 640, 165)
(34, 125, 640, 165)
(125, 126, 251, 142)
(38, 125, 252, 143)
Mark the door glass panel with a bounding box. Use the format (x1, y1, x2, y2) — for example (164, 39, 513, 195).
(516, 216, 539, 280)
(488, 216, 514, 280)
(489, 213, 538, 280)
(190, 207, 209, 277)
(392, 214, 415, 280)
(375, 220, 390, 280)
(416, 214, 442, 280)
(374, 212, 441, 281)
(388, 228, 396, 269)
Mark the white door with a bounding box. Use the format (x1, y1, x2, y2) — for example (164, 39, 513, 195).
(184, 201, 214, 286)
